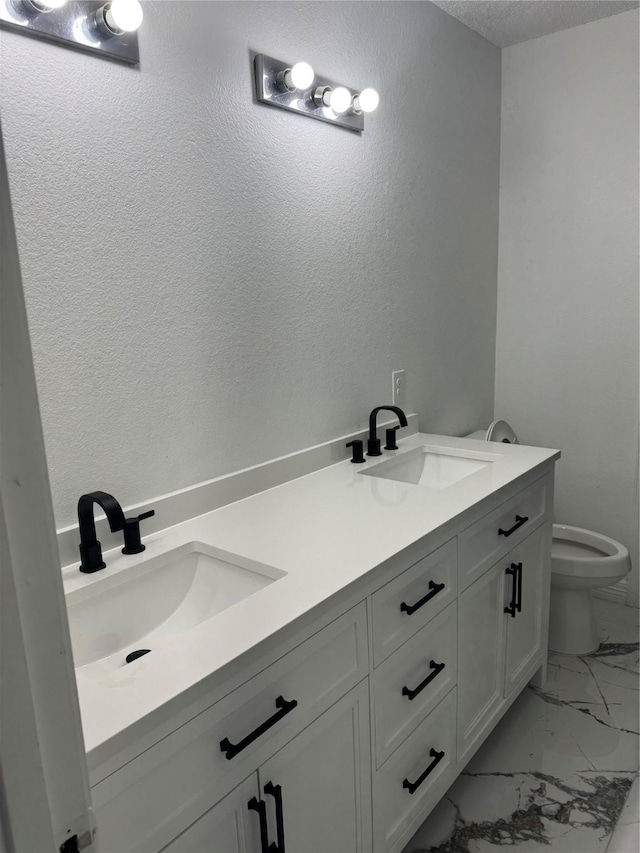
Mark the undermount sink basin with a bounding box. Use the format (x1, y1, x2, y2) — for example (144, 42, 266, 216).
(360, 445, 498, 489)
(66, 542, 286, 677)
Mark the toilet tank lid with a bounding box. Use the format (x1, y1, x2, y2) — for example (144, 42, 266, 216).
(487, 420, 519, 444)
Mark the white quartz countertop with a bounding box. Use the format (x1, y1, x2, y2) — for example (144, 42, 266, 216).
(62, 432, 559, 766)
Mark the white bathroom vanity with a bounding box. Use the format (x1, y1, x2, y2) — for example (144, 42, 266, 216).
(63, 433, 559, 853)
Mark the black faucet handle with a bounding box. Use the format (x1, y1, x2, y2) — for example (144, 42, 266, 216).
(122, 509, 155, 555)
(135, 510, 155, 523)
(385, 426, 400, 451)
(346, 440, 365, 463)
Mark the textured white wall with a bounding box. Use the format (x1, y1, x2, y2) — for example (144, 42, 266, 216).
(495, 12, 639, 581)
(0, 1, 501, 529)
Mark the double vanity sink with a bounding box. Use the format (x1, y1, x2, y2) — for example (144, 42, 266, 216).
(66, 443, 498, 682)
(62, 430, 559, 853)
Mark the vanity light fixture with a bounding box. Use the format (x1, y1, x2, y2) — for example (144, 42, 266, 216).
(255, 52, 379, 133)
(0, 0, 142, 64)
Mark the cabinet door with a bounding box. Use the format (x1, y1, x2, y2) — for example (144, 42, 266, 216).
(457, 563, 506, 763)
(258, 681, 372, 853)
(504, 525, 548, 697)
(161, 775, 261, 853)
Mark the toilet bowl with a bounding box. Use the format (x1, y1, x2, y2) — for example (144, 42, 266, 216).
(465, 421, 632, 655)
(549, 524, 631, 654)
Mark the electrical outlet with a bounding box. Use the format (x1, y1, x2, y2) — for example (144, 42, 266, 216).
(392, 370, 406, 406)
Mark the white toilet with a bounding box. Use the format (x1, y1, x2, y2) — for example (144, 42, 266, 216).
(548, 524, 631, 654)
(466, 420, 632, 655)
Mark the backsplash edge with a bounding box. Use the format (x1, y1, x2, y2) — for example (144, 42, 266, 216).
(56, 414, 420, 569)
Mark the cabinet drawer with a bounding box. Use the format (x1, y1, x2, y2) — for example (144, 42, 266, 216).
(373, 690, 456, 853)
(371, 539, 457, 666)
(373, 603, 456, 768)
(92, 603, 368, 853)
(458, 474, 551, 590)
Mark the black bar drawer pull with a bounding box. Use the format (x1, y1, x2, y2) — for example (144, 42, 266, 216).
(402, 748, 445, 795)
(248, 797, 270, 853)
(504, 562, 522, 618)
(400, 581, 445, 616)
(402, 660, 446, 701)
(498, 514, 528, 537)
(220, 696, 298, 760)
(264, 782, 286, 853)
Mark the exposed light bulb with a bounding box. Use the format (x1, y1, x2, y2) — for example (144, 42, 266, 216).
(105, 0, 143, 33)
(289, 61, 314, 90)
(278, 61, 314, 92)
(329, 86, 351, 115)
(355, 87, 379, 113)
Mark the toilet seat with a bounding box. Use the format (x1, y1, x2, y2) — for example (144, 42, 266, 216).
(464, 420, 519, 444)
(551, 524, 631, 579)
(486, 420, 519, 444)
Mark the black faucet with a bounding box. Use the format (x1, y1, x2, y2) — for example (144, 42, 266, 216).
(77, 491, 155, 573)
(367, 406, 408, 456)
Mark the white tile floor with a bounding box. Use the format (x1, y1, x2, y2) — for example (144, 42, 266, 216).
(405, 599, 639, 852)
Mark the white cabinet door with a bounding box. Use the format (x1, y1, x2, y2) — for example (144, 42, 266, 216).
(504, 525, 548, 697)
(258, 681, 372, 853)
(457, 563, 506, 763)
(161, 775, 261, 853)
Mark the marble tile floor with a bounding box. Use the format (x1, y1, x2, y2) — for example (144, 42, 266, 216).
(606, 775, 639, 853)
(405, 599, 639, 853)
